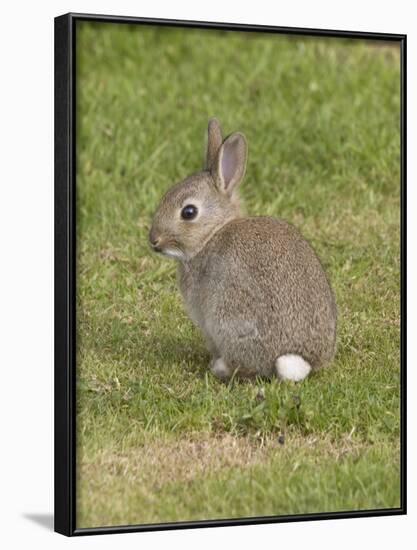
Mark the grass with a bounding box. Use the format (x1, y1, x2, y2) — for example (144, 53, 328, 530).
(75, 22, 401, 529)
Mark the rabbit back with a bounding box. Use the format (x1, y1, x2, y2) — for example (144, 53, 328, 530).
(178, 216, 337, 378)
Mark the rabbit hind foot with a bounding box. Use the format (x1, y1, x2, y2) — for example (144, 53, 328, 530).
(209, 357, 232, 381)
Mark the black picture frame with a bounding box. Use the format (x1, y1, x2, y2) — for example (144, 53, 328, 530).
(54, 12, 407, 537)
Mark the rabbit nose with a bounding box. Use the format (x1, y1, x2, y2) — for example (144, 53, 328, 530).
(149, 230, 161, 249)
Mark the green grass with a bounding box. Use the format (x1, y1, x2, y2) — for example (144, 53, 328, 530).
(75, 22, 401, 529)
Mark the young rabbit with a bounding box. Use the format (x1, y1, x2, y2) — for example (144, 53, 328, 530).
(149, 119, 337, 382)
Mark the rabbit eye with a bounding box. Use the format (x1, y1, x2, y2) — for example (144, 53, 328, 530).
(181, 204, 198, 220)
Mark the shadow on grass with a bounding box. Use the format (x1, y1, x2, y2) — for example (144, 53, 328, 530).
(79, 314, 210, 376)
(150, 330, 210, 377)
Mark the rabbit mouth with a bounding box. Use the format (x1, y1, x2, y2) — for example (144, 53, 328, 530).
(152, 240, 185, 260)
(160, 248, 185, 260)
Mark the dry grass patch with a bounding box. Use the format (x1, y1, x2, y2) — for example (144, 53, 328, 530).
(79, 432, 369, 490)
(78, 434, 386, 526)
(76, 433, 399, 528)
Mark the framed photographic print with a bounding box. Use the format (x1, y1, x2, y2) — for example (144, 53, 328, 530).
(54, 13, 406, 536)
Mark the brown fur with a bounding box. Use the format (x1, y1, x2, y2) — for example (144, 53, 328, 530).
(149, 119, 337, 380)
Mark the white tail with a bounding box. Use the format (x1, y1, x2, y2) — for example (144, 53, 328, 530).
(276, 354, 311, 381)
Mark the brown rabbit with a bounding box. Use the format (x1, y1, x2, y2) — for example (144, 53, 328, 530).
(149, 119, 337, 381)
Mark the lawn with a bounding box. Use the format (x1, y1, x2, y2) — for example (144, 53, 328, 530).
(75, 21, 401, 528)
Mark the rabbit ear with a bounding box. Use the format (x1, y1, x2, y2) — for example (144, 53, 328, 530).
(214, 132, 247, 194)
(206, 118, 223, 170)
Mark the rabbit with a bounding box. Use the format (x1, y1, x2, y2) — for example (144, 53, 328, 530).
(149, 118, 337, 382)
